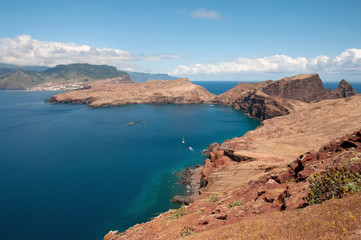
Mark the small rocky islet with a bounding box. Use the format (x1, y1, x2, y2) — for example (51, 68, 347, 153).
(47, 74, 361, 239)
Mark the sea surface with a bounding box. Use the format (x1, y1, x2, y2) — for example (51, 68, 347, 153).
(0, 82, 260, 240)
(1, 80, 360, 240)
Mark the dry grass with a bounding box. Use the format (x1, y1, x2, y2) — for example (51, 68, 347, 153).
(188, 193, 361, 240)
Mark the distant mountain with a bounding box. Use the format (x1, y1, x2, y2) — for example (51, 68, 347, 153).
(43, 63, 128, 80)
(0, 63, 49, 72)
(0, 70, 47, 90)
(128, 71, 178, 83)
(0, 63, 130, 90)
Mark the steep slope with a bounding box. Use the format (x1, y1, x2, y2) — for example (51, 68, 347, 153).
(104, 94, 361, 240)
(46, 78, 216, 108)
(0, 70, 46, 89)
(215, 74, 357, 120)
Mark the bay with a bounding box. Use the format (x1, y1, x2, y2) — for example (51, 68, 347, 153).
(0, 83, 260, 240)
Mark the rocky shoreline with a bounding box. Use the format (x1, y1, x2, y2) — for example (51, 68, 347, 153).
(170, 165, 203, 205)
(44, 73, 361, 239)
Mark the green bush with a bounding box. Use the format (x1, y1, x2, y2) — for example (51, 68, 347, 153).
(180, 226, 195, 237)
(229, 199, 243, 208)
(207, 194, 219, 202)
(307, 166, 361, 205)
(349, 156, 360, 163)
(171, 207, 187, 219)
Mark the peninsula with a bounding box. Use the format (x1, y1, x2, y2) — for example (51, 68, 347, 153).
(45, 73, 361, 239)
(46, 78, 216, 108)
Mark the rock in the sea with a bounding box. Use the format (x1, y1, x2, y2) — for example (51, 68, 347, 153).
(171, 165, 203, 205)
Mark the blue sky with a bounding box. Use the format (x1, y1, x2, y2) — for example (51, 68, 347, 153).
(0, 0, 361, 81)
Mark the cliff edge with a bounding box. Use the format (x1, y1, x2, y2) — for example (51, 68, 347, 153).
(104, 93, 361, 240)
(103, 74, 360, 240)
(214, 74, 357, 120)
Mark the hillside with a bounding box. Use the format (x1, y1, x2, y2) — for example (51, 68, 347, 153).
(0, 63, 131, 90)
(46, 78, 216, 108)
(104, 94, 361, 240)
(43, 63, 128, 81)
(98, 74, 360, 240)
(0, 70, 47, 89)
(0, 63, 49, 73)
(214, 74, 356, 120)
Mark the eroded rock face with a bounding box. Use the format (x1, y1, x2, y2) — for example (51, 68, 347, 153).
(261, 74, 327, 102)
(332, 79, 357, 98)
(215, 74, 356, 120)
(46, 78, 216, 108)
(105, 129, 361, 240)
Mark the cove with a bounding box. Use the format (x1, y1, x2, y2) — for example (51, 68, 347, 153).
(0, 89, 260, 240)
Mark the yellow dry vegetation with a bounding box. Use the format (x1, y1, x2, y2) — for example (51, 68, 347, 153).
(188, 193, 361, 240)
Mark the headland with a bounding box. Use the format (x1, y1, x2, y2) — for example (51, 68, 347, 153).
(46, 73, 361, 239)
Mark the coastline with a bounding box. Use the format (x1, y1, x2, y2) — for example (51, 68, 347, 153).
(101, 75, 361, 240)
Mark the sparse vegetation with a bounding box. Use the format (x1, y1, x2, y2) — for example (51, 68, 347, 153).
(191, 193, 361, 240)
(180, 226, 195, 237)
(171, 207, 187, 220)
(229, 199, 243, 208)
(195, 210, 202, 214)
(285, 176, 297, 183)
(307, 166, 361, 205)
(349, 154, 361, 163)
(207, 194, 219, 202)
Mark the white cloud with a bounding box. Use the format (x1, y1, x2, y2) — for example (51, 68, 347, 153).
(190, 8, 221, 19)
(141, 54, 183, 62)
(0, 35, 180, 71)
(172, 49, 361, 76)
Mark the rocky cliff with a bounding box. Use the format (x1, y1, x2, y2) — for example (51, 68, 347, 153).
(104, 94, 361, 240)
(46, 78, 216, 108)
(215, 74, 357, 120)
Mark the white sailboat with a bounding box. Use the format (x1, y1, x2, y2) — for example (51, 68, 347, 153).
(182, 137, 185, 144)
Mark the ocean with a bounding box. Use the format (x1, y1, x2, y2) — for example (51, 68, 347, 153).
(1, 80, 360, 240)
(0, 82, 259, 240)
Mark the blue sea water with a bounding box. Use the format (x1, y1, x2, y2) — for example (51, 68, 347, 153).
(0, 83, 260, 240)
(1, 80, 360, 240)
(323, 81, 361, 93)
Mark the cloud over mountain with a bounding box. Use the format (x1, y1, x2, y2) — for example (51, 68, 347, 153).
(0, 35, 180, 71)
(172, 49, 361, 76)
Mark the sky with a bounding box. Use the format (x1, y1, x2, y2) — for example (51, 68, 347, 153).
(0, 0, 361, 81)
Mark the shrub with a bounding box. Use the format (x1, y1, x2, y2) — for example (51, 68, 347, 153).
(172, 207, 187, 220)
(180, 226, 195, 237)
(207, 194, 219, 202)
(307, 166, 361, 205)
(229, 199, 243, 208)
(349, 156, 360, 163)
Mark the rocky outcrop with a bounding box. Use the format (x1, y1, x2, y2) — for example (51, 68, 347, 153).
(215, 74, 357, 120)
(105, 128, 361, 240)
(103, 76, 361, 240)
(202, 142, 221, 156)
(261, 74, 328, 102)
(46, 78, 216, 108)
(171, 165, 203, 205)
(331, 79, 357, 98)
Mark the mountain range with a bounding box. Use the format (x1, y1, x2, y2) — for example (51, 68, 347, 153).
(0, 63, 177, 90)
